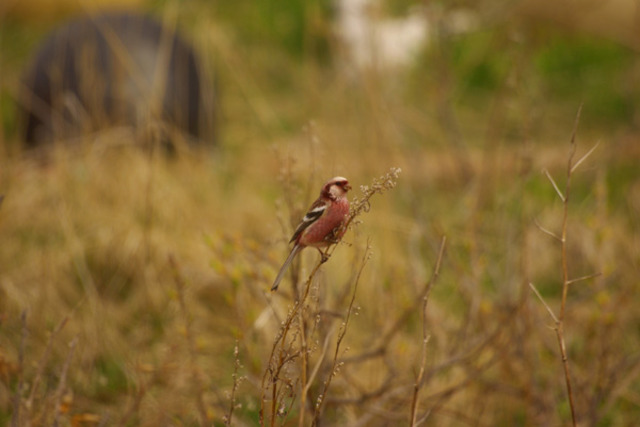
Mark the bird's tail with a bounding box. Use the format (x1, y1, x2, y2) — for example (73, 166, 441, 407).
(271, 244, 303, 291)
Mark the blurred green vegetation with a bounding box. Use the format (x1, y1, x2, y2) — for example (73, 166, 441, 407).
(535, 35, 636, 123)
(2, 1, 639, 140)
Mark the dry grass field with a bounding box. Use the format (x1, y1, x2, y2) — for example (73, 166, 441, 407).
(1, 1, 640, 426)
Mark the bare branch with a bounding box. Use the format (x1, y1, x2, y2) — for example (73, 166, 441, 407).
(534, 218, 562, 242)
(312, 243, 371, 425)
(410, 236, 446, 426)
(27, 316, 69, 409)
(529, 282, 559, 324)
(52, 336, 78, 427)
(566, 272, 602, 286)
(557, 106, 583, 427)
(303, 324, 336, 398)
(569, 104, 583, 147)
(224, 341, 243, 427)
(11, 310, 28, 427)
(169, 255, 208, 427)
(409, 335, 431, 426)
(543, 169, 565, 202)
(571, 142, 599, 174)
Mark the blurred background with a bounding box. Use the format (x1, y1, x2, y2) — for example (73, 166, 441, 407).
(1, 0, 640, 425)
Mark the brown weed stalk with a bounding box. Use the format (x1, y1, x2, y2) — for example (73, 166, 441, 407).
(52, 336, 78, 427)
(10, 311, 27, 427)
(260, 260, 318, 425)
(409, 236, 446, 426)
(169, 255, 209, 426)
(530, 106, 600, 427)
(223, 341, 243, 426)
(311, 242, 371, 425)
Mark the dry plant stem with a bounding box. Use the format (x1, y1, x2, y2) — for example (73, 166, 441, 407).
(311, 243, 371, 426)
(566, 273, 601, 285)
(17, 314, 70, 424)
(260, 260, 322, 426)
(532, 106, 601, 427)
(297, 299, 309, 426)
(410, 236, 446, 426)
(224, 341, 242, 426)
(11, 311, 28, 427)
(557, 107, 580, 427)
(297, 251, 330, 427)
(169, 255, 209, 426)
(52, 336, 78, 427)
(303, 324, 335, 398)
(117, 375, 148, 427)
(26, 316, 69, 410)
(141, 128, 158, 263)
(342, 237, 446, 367)
(410, 334, 431, 426)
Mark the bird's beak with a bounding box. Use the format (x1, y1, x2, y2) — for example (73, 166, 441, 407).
(345, 183, 352, 191)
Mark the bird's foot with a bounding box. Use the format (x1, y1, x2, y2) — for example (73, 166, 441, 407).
(317, 249, 329, 263)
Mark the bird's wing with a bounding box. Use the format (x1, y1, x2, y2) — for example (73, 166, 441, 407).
(289, 199, 328, 244)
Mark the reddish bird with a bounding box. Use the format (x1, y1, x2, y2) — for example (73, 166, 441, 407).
(271, 176, 352, 291)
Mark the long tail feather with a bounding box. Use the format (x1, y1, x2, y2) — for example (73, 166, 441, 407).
(271, 244, 303, 291)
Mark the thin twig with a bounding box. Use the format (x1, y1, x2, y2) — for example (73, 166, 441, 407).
(11, 310, 28, 427)
(297, 293, 310, 426)
(27, 316, 70, 410)
(558, 107, 580, 427)
(571, 142, 599, 174)
(409, 335, 431, 426)
(312, 243, 371, 426)
(410, 237, 446, 426)
(169, 255, 209, 426)
(303, 324, 336, 399)
(543, 169, 565, 203)
(52, 336, 78, 427)
(224, 341, 243, 426)
(532, 106, 585, 427)
(533, 218, 562, 242)
(569, 104, 583, 146)
(342, 237, 447, 367)
(566, 272, 602, 286)
(528, 282, 559, 324)
(260, 260, 322, 425)
(117, 371, 148, 427)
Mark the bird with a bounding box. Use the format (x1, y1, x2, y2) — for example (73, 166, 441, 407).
(271, 176, 352, 291)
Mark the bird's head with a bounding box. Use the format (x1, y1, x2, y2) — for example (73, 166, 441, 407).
(322, 176, 351, 200)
